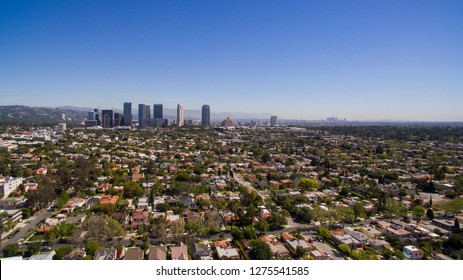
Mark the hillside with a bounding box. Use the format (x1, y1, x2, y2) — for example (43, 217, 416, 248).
(0, 105, 87, 124)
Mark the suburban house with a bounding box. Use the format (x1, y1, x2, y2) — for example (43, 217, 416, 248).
(131, 209, 149, 229)
(193, 243, 213, 260)
(124, 248, 144, 260)
(268, 243, 291, 259)
(94, 247, 118, 260)
(403, 245, 424, 260)
(100, 195, 119, 205)
(332, 232, 364, 250)
(171, 242, 189, 260)
(148, 246, 167, 260)
(213, 241, 240, 260)
(310, 249, 329, 260)
(282, 233, 311, 253)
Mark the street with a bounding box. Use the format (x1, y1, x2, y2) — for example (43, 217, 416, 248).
(313, 241, 344, 260)
(1, 208, 54, 247)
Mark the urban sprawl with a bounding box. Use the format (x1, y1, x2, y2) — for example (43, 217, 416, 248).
(1, 102, 463, 261)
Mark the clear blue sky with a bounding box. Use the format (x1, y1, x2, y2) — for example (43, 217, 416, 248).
(1, 0, 462, 121)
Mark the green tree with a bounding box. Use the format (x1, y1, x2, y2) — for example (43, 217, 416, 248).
(298, 178, 319, 191)
(57, 222, 77, 238)
(104, 218, 125, 238)
(55, 190, 69, 208)
(335, 206, 355, 225)
(22, 208, 31, 219)
(2, 243, 20, 257)
(261, 152, 271, 163)
(338, 244, 351, 256)
(204, 210, 222, 233)
(294, 206, 312, 223)
(196, 198, 212, 209)
(383, 198, 407, 219)
(454, 218, 461, 233)
(150, 216, 168, 242)
(268, 212, 287, 230)
(317, 226, 331, 239)
(54, 246, 72, 260)
(412, 205, 426, 221)
(155, 203, 171, 212)
(123, 181, 144, 199)
(351, 249, 378, 260)
(85, 240, 100, 257)
(426, 208, 435, 220)
(93, 203, 116, 216)
(170, 222, 185, 240)
(84, 215, 125, 240)
(295, 246, 306, 258)
(231, 228, 244, 241)
(243, 226, 257, 240)
(255, 218, 270, 232)
(185, 220, 208, 236)
(25, 242, 40, 257)
(351, 202, 366, 221)
(249, 240, 272, 260)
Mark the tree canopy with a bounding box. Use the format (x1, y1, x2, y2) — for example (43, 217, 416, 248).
(298, 178, 319, 191)
(249, 240, 272, 260)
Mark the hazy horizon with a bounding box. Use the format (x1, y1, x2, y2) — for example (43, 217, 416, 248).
(1, 1, 462, 121)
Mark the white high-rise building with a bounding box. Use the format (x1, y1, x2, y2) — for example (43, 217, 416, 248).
(58, 123, 67, 131)
(177, 104, 184, 127)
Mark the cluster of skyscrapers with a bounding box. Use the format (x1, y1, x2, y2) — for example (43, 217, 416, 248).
(137, 103, 167, 129)
(85, 102, 212, 129)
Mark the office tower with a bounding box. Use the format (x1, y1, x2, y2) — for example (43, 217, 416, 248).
(123, 102, 132, 126)
(201, 105, 210, 126)
(114, 113, 123, 127)
(145, 104, 151, 120)
(101, 110, 114, 128)
(138, 104, 150, 129)
(94, 108, 101, 126)
(138, 104, 146, 129)
(270, 116, 278, 127)
(153, 104, 163, 119)
(177, 104, 184, 127)
(87, 111, 95, 120)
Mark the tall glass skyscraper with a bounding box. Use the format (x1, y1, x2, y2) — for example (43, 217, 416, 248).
(202, 105, 210, 126)
(138, 104, 146, 129)
(153, 104, 163, 119)
(101, 110, 114, 128)
(123, 102, 132, 126)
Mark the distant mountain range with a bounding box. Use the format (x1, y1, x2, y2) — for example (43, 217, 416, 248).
(0, 105, 272, 124)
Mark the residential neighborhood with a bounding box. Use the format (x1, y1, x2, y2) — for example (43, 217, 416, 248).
(1, 124, 463, 260)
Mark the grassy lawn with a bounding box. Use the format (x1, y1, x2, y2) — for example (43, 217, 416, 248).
(27, 234, 46, 242)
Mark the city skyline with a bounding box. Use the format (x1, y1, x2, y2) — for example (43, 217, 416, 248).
(1, 1, 463, 121)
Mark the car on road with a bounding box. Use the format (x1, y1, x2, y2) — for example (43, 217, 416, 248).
(40, 245, 52, 251)
(8, 230, 19, 239)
